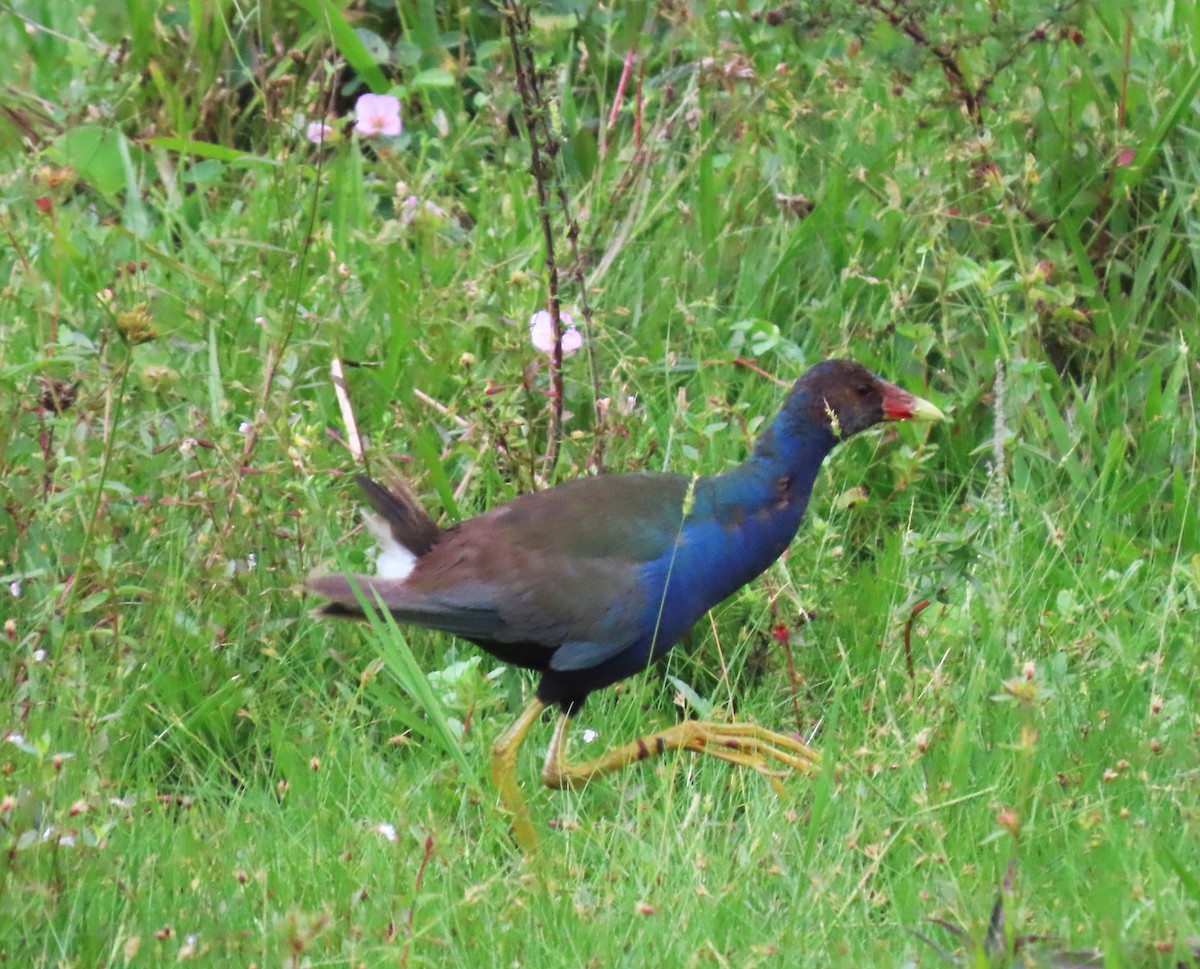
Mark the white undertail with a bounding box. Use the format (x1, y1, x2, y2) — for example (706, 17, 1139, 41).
(365, 512, 416, 580)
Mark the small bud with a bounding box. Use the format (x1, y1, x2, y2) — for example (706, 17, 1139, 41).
(996, 806, 1021, 836)
(140, 364, 180, 393)
(115, 304, 158, 345)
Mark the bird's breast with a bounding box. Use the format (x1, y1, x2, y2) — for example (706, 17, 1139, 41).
(637, 497, 808, 654)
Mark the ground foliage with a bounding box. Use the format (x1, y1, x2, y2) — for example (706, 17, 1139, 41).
(1, 1, 1198, 966)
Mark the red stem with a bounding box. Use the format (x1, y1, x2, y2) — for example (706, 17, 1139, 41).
(400, 834, 436, 969)
(607, 49, 635, 131)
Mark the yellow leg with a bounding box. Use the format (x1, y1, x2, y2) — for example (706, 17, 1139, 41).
(541, 712, 820, 791)
(490, 697, 548, 853)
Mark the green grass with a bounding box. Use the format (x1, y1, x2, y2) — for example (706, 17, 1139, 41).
(2, 1, 1198, 966)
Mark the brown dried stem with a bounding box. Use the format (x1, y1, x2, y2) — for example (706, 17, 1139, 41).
(863, 0, 1082, 130)
(504, 1, 607, 477)
(503, 1, 566, 479)
(902, 598, 931, 683)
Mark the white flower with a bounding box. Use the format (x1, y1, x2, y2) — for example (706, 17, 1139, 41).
(9, 581, 20, 597)
(374, 822, 398, 842)
(529, 310, 583, 356)
(354, 94, 402, 138)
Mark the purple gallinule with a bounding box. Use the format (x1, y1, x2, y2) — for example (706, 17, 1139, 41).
(310, 359, 944, 849)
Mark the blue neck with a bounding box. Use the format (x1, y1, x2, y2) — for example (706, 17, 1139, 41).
(751, 386, 839, 471)
(638, 398, 839, 653)
(700, 394, 839, 520)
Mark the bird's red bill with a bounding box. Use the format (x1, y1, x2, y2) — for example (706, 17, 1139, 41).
(880, 381, 945, 422)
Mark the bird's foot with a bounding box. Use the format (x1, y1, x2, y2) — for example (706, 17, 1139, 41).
(681, 719, 820, 780)
(541, 714, 819, 791)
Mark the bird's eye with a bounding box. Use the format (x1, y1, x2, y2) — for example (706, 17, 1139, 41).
(856, 383, 872, 397)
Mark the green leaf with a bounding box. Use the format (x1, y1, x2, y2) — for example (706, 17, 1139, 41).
(564, 127, 598, 180)
(413, 425, 461, 521)
(665, 675, 712, 718)
(296, 0, 390, 92)
(352, 580, 479, 788)
(412, 67, 457, 89)
(353, 27, 391, 65)
(53, 126, 134, 196)
(147, 137, 279, 168)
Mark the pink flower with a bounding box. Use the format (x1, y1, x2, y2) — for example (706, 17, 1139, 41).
(354, 94, 402, 138)
(399, 194, 448, 225)
(306, 121, 333, 144)
(596, 393, 637, 423)
(529, 310, 583, 356)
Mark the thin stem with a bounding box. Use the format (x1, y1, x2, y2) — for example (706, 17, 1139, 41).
(504, 1, 565, 479)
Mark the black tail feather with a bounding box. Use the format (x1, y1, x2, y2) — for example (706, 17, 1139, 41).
(355, 473, 441, 555)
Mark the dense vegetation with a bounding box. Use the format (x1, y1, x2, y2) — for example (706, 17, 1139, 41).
(1, 1, 1197, 965)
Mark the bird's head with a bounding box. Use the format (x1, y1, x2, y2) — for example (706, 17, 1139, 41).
(793, 359, 945, 439)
